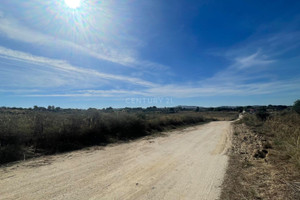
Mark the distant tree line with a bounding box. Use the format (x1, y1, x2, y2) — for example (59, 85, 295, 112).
(1, 104, 290, 114)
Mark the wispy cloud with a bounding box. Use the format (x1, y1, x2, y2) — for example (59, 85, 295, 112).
(23, 76, 300, 98)
(1, 14, 299, 101)
(224, 31, 300, 59)
(144, 78, 300, 98)
(0, 46, 157, 88)
(203, 31, 300, 86)
(26, 89, 148, 97)
(232, 51, 275, 70)
(5, 37, 299, 99)
(0, 13, 169, 71)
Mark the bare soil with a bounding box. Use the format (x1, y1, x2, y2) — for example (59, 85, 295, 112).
(0, 121, 232, 200)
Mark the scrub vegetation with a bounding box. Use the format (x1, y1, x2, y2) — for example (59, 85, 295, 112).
(0, 106, 238, 164)
(221, 101, 300, 200)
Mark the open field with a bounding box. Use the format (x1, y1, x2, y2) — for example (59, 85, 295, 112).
(0, 107, 238, 164)
(0, 121, 232, 200)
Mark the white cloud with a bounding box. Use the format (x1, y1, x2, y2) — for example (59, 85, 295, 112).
(0, 14, 169, 71)
(25, 89, 148, 97)
(1, 14, 299, 101)
(197, 31, 300, 96)
(2, 42, 298, 99)
(0, 46, 157, 88)
(233, 51, 275, 70)
(23, 76, 300, 98)
(3, 43, 298, 99)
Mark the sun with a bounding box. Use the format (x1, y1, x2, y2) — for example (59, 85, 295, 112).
(64, 0, 81, 9)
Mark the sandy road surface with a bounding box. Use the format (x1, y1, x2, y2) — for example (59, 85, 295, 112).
(0, 121, 232, 200)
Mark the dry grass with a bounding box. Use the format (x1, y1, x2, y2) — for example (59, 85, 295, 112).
(241, 111, 300, 169)
(0, 109, 238, 164)
(264, 112, 300, 168)
(221, 111, 300, 199)
(199, 111, 238, 121)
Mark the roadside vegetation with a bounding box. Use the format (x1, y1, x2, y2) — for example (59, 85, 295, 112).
(243, 110, 300, 168)
(221, 101, 300, 199)
(0, 106, 238, 165)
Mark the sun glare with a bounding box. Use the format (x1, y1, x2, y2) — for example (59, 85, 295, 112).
(64, 0, 81, 9)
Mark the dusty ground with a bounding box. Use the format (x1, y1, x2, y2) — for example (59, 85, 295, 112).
(0, 121, 232, 200)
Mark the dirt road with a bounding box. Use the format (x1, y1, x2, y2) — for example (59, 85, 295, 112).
(0, 121, 232, 200)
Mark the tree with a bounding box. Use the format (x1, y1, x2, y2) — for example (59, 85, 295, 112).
(293, 99, 300, 114)
(47, 105, 55, 111)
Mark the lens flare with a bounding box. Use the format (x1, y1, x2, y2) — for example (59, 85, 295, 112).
(64, 0, 81, 9)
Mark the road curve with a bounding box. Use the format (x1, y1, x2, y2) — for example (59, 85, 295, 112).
(0, 121, 232, 200)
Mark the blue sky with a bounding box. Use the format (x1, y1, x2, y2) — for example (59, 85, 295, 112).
(0, 0, 299, 108)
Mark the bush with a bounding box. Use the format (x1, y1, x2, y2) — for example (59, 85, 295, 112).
(256, 109, 270, 121)
(293, 99, 300, 114)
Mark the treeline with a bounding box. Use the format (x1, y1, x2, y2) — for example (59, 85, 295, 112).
(0, 108, 229, 164)
(0, 104, 290, 114)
